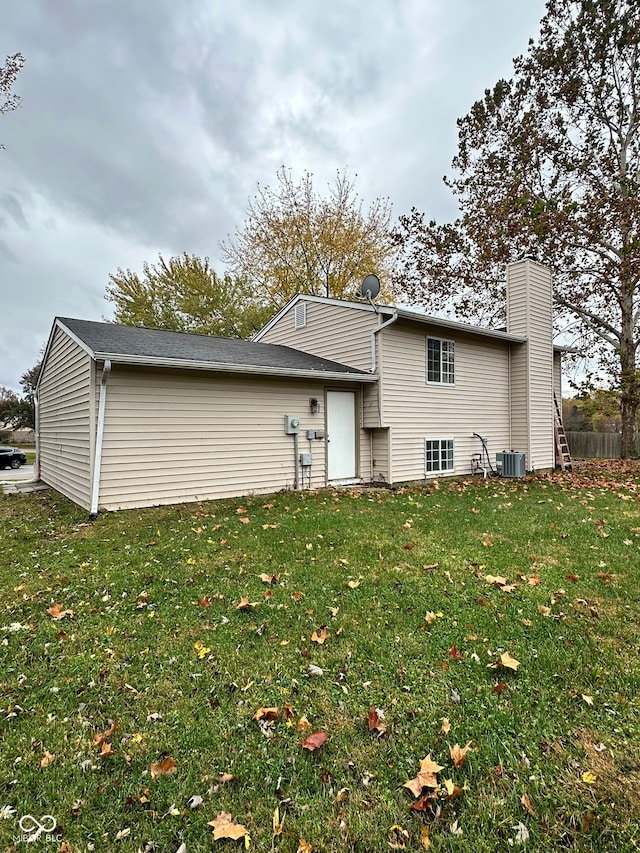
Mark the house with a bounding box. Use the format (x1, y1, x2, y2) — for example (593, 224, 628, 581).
(36, 259, 563, 513)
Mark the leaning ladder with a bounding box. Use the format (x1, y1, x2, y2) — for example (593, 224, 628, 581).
(553, 392, 572, 470)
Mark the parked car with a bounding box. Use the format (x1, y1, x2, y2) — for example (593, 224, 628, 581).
(0, 446, 27, 469)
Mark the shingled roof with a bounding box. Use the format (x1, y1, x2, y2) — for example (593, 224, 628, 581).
(56, 318, 375, 381)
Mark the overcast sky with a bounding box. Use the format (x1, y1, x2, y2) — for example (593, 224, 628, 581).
(0, 0, 547, 392)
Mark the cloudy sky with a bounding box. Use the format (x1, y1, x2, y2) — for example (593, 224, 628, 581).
(0, 0, 547, 392)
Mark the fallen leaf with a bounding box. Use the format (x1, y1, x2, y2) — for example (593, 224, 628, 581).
(582, 771, 597, 785)
(47, 603, 74, 620)
(450, 741, 472, 768)
(485, 574, 507, 586)
(208, 812, 249, 840)
(521, 792, 534, 815)
(482, 538, 494, 547)
(273, 805, 285, 836)
(115, 827, 130, 840)
(345, 579, 360, 589)
(493, 682, 508, 693)
(40, 750, 55, 768)
(367, 706, 387, 736)
(443, 778, 464, 799)
(538, 604, 551, 616)
(150, 756, 177, 780)
(98, 741, 115, 758)
(566, 573, 580, 583)
(513, 822, 529, 845)
(388, 824, 410, 850)
(301, 730, 328, 751)
(296, 715, 312, 731)
(582, 694, 594, 706)
(421, 826, 431, 850)
(528, 574, 541, 586)
(297, 839, 313, 853)
(259, 573, 280, 584)
(403, 754, 444, 797)
(197, 597, 211, 608)
(235, 597, 257, 610)
(94, 719, 120, 746)
(441, 717, 451, 735)
(311, 627, 329, 644)
(218, 773, 234, 783)
(253, 707, 279, 722)
(488, 652, 520, 671)
(239, 517, 250, 524)
(447, 645, 463, 660)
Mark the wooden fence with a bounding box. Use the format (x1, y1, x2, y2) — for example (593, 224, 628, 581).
(566, 431, 621, 459)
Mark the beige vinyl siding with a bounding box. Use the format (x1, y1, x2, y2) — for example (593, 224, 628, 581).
(259, 301, 379, 370)
(38, 327, 93, 509)
(379, 321, 511, 483)
(97, 367, 350, 510)
(259, 300, 383, 428)
(507, 260, 555, 470)
(369, 428, 390, 483)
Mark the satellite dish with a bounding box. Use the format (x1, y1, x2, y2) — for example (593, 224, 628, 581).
(360, 274, 380, 300)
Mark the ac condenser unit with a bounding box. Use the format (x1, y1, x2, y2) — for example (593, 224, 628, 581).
(496, 451, 526, 478)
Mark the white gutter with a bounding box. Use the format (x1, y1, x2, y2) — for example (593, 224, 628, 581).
(371, 310, 398, 372)
(89, 359, 111, 519)
(90, 352, 378, 383)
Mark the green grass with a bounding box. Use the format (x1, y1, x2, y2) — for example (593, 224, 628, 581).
(1, 465, 639, 851)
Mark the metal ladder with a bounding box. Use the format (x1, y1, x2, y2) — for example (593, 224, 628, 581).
(553, 392, 572, 470)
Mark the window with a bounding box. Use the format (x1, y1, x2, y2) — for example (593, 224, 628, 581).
(425, 438, 454, 473)
(294, 302, 307, 329)
(427, 338, 454, 384)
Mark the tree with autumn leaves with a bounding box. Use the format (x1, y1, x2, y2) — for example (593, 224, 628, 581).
(1, 52, 24, 148)
(393, 0, 640, 457)
(220, 167, 396, 306)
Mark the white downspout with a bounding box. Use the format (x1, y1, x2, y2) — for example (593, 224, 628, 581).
(89, 359, 111, 519)
(370, 310, 398, 373)
(34, 392, 40, 482)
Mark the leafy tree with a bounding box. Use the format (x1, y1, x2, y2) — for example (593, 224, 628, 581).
(105, 253, 271, 338)
(220, 167, 396, 306)
(1, 52, 25, 147)
(563, 389, 621, 432)
(393, 0, 640, 457)
(0, 361, 41, 430)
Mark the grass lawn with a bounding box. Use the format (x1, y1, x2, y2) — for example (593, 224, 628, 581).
(1, 464, 639, 852)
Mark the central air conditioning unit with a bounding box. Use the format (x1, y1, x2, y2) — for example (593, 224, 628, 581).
(496, 451, 526, 478)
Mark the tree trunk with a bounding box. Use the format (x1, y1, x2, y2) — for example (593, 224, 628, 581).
(619, 344, 639, 459)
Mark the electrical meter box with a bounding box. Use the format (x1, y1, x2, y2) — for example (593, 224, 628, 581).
(300, 453, 313, 467)
(284, 415, 300, 434)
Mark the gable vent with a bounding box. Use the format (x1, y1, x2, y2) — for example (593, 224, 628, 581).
(294, 302, 307, 329)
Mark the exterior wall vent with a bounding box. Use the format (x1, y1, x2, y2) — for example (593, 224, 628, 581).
(496, 451, 526, 478)
(294, 302, 307, 329)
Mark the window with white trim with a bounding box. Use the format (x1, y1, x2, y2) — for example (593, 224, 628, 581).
(294, 302, 307, 329)
(425, 438, 454, 473)
(427, 337, 455, 384)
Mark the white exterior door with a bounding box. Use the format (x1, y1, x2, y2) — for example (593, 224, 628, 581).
(326, 390, 356, 481)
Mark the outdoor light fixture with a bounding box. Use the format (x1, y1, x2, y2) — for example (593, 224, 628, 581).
(309, 397, 320, 414)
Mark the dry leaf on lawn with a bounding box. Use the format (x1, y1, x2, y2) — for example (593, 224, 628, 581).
(450, 741, 472, 768)
(208, 812, 249, 840)
(301, 730, 328, 751)
(297, 839, 313, 853)
(40, 750, 55, 768)
(521, 792, 534, 815)
(93, 719, 120, 746)
(253, 707, 279, 722)
(311, 626, 329, 644)
(150, 756, 177, 780)
(47, 603, 74, 620)
(441, 717, 451, 735)
(367, 706, 387, 736)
